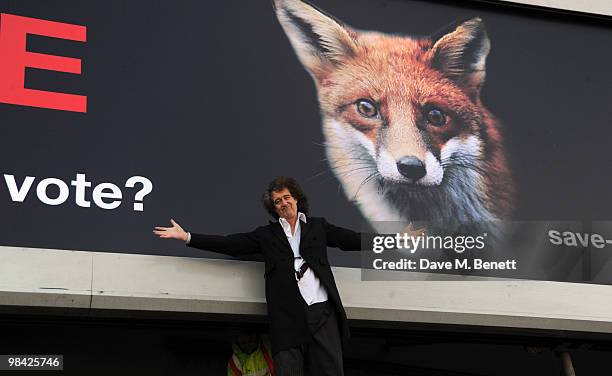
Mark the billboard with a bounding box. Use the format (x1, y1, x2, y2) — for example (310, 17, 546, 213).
(1, 0, 612, 282)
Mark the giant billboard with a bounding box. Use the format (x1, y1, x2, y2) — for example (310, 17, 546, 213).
(1, 0, 612, 282)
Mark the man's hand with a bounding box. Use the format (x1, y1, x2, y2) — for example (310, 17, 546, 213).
(153, 219, 189, 242)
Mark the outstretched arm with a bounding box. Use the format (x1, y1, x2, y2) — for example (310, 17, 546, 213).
(153, 219, 261, 257)
(324, 218, 362, 251)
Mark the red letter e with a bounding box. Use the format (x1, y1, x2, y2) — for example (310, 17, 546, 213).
(0, 13, 87, 113)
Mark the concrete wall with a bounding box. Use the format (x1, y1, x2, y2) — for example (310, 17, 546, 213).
(501, 0, 612, 16)
(2, 246, 612, 334)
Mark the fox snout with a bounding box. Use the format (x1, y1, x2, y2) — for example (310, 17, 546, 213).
(397, 156, 426, 181)
(377, 148, 443, 187)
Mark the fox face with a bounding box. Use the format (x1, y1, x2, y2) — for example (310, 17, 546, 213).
(274, 0, 514, 233)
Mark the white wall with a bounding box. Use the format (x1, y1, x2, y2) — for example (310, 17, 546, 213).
(500, 0, 612, 16)
(2, 246, 612, 333)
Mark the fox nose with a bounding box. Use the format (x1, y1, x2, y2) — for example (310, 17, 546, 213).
(397, 156, 426, 181)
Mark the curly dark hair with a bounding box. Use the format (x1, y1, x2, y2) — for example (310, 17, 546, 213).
(262, 177, 310, 219)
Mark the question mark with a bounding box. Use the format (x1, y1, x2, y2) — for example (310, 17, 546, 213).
(125, 176, 153, 211)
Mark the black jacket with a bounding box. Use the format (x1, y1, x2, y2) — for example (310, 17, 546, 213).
(187, 216, 361, 354)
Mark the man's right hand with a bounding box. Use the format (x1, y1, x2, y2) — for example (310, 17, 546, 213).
(153, 219, 189, 242)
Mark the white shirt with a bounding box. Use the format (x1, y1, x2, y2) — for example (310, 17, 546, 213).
(278, 212, 328, 306)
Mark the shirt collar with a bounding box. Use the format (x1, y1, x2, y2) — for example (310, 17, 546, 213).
(279, 212, 307, 226)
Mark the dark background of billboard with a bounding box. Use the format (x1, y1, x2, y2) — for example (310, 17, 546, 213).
(1, 0, 611, 265)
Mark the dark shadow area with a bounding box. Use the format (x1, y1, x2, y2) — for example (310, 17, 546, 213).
(0, 312, 611, 375)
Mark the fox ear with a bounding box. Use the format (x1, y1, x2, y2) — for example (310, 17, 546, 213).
(273, 0, 358, 77)
(430, 18, 490, 95)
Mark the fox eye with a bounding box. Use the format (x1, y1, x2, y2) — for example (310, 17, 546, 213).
(356, 99, 378, 118)
(425, 107, 447, 127)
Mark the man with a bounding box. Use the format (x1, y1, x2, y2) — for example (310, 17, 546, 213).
(153, 177, 361, 376)
(227, 334, 274, 376)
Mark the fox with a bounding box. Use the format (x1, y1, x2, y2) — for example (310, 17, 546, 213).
(273, 0, 514, 236)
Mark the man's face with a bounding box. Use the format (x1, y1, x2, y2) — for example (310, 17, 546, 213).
(271, 187, 298, 220)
